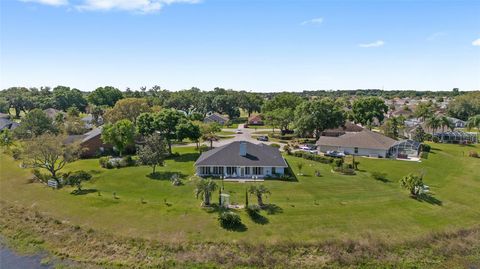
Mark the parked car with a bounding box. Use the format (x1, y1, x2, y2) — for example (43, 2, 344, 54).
(257, 135, 269, 141)
(325, 150, 345, 158)
(236, 129, 242, 134)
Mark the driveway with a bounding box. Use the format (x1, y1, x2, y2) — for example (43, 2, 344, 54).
(175, 124, 287, 148)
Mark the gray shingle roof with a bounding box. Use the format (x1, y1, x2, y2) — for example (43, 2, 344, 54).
(204, 113, 228, 122)
(195, 141, 288, 167)
(316, 129, 396, 150)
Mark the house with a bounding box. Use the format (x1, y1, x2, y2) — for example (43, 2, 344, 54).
(321, 122, 363, 137)
(316, 129, 420, 159)
(446, 117, 466, 128)
(65, 127, 110, 157)
(0, 118, 19, 131)
(204, 113, 229, 125)
(43, 108, 65, 120)
(195, 141, 288, 178)
(248, 114, 264, 125)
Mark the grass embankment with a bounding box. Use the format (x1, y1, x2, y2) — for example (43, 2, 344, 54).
(1, 143, 479, 267)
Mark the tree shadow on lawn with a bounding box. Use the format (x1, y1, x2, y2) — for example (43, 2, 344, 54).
(413, 194, 443, 206)
(147, 171, 188, 180)
(168, 153, 200, 163)
(70, 189, 98, 195)
(262, 203, 283, 215)
(222, 222, 248, 232)
(247, 208, 269, 225)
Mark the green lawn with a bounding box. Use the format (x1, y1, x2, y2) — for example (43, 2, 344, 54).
(1, 143, 479, 245)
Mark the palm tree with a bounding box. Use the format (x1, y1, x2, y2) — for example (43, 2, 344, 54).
(466, 115, 480, 142)
(194, 179, 218, 206)
(425, 116, 441, 137)
(439, 116, 453, 142)
(202, 132, 219, 149)
(248, 185, 271, 207)
(440, 116, 452, 132)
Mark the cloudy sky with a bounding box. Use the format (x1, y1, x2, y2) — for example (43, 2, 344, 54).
(1, 0, 479, 92)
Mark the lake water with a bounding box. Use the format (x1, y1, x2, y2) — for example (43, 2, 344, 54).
(0, 246, 51, 269)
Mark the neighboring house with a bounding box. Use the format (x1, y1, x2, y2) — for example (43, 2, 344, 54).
(65, 127, 110, 157)
(316, 129, 420, 159)
(44, 108, 65, 120)
(446, 117, 466, 128)
(248, 114, 264, 125)
(321, 122, 363, 137)
(195, 141, 288, 178)
(81, 114, 101, 129)
(204, 113, 229, 125)
(0, 118, 19, 131)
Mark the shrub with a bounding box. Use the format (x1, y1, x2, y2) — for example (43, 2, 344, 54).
(332, 158, 344, 168)
(31, 169, 50, 183)
(65, 170, 92, 187)
(469, 151, 479, 158)
(122, 155, 136, 166)
(371, 171, 388, 182)
(432, 136, 440, 143)
(99, 157, 109, 168)
(292, 151, 334, 164)
(11, 148, 22, 160)
(198, 145, 210, 152)
(218, 211, 242, 229)
(421, 144, 431, 152)
(100, 156, 136, 169)
(270, 143, 280, 148)
(170, 174, 183, 186)
(283, 145, 292, 155)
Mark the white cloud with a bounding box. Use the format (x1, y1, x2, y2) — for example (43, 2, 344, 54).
(473, 38, 480, 46)
(19, 0, 200, 13)
(427, 32, 447, 41)
(20, 0, 68, 6)
(301, 17, 323, 26)
(358, 40, 385, 48)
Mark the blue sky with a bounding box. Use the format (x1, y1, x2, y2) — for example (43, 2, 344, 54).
(1, 0, 479, 92)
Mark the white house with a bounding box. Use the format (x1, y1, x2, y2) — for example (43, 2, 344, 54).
(195, 141, 288, 178)
(316, 129, 420, 159)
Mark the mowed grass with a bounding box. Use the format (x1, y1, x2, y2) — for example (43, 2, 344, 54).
(1, 143, 479, 244)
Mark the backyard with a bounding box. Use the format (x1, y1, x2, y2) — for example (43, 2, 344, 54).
(1, 143, 479, 245)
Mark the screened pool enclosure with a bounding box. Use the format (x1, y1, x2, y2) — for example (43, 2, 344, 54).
(434, 131, 477, 144)
(387, 140, 421, 159)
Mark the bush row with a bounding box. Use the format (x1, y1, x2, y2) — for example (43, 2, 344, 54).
(99, 156, 137, 169)
(291, 151, 334, 164)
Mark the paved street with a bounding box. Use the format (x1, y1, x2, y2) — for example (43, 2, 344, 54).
(175, 124, 287, 148)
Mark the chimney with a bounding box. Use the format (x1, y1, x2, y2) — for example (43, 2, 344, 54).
(239, 141, 247, 156)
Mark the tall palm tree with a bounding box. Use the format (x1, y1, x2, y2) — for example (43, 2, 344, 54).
(195, 179, 218, 206)
(466, 115, 480, 142)
(425, 116, 441, 137)
(439, 116, 453, 142)
(440, 116, 452, 133)
(248, 185, 271, 207)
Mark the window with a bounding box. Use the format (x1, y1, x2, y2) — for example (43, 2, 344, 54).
(253, 167, 263, 175)
(245, 167, 250, 175)
(354, 147, 358, 154)
(272, 167, 276, 174)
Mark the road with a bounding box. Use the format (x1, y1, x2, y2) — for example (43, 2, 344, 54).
(175, 124, 287, 148)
